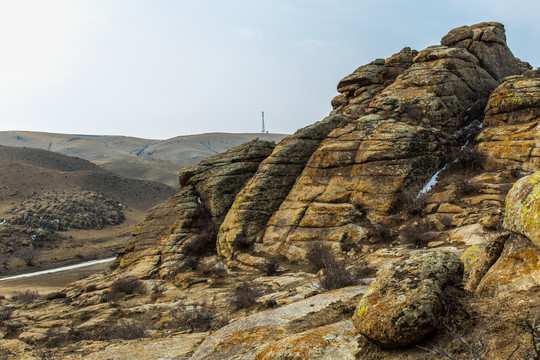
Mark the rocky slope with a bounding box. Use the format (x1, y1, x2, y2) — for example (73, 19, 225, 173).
(1, 22, 539, 359)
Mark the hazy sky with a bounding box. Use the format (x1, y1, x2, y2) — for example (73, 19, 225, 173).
(0, 0, 538, 139)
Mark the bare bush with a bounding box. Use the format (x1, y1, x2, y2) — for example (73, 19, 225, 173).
(452, 146, 485, 173)
(306, 242, 365, 290)
(106, 319, 148, 340)
(369, 223, 391, 242)
(454, 175, 482, 196)
(0, 307, 13, 322)
(400, 220, 432, 247)
(439, 215, 454, 229)
(108, 276, 145, 302)
(306, 242, 337, 273)
(231, 282, 262, 310)
(173, 302, 219, 332)
(319, 260, 358, 291)
(262, 261, 279, 276)
(417, 322, 487, 360)
(398, 185, 429, 215)
(15, 247, 40, 266)
(11, 290, 40, 303)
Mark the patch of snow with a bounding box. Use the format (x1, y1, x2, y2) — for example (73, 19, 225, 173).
(51, 219, 60, 223)
(31, 234, 36, 240)
(418, 165, 447, 198)
(466, 100, 480, 111)
(197, 197, 202, 204)
(0, 219, 5, 225)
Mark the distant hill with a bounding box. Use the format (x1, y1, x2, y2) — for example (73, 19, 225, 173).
(0, 131, 288, 187)
(0, 145, 177, 274)
(0, 145, 176, 210)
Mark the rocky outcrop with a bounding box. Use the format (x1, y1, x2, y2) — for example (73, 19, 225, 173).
(114, 139, 275, 278)
(255, 25, 522, 260)
(442, 22, 530, 81)
(3, 191, 125, 231)
(352, 251, 463, 348)
(217, 114, 344, 260)
(477, 72, 540, 171)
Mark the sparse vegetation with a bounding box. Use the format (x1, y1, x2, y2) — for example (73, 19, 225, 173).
(15, 246, 40, 266)
(106, 319, 148, 340)
(108, 276, 145, 302)
(369, 223, 392, 242)
(400, 220, 432, 247)
(306, 242, 368, 291)
(452, 146, 485, 173)
(454, 175, 482, 196)
(398, 183, 429, 215)
(11, 290, 40, 303)
(172, 302, 219, 332)
(231, 282, 263, 310)
(0, 307, 14, 322)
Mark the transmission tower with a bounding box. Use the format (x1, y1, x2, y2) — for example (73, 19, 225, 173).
(261, 111, 265, 133)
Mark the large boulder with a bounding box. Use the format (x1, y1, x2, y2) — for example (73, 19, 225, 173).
(504, 172, 540, 247)
(352, 251, 463, 348)
(476, 235, 540, 295)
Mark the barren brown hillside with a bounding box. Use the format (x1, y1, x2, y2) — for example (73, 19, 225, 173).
(0, 131, 287, 187)
(0, 145, 176, 275)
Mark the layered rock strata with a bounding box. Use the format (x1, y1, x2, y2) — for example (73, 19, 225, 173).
(477, 71, 540, 171)
(114, 139, 275, 278)
(254, 23, 528, 261)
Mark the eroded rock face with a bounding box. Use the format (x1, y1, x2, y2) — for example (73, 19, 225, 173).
(477, 73, 540, 171)
(114, 140, 275, 278)
(352, 251, 463, 348)
(256, 34, 508, 260)
(442, 22, 531, 81)
(504, 172, 540, 247)
(476, 235, 540, 295)
(216, 114, 344, 260)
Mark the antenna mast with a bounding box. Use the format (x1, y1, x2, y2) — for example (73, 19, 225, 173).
(261, 111, 265, 133)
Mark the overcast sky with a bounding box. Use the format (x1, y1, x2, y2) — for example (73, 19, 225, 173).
(0, 0, 538, 139)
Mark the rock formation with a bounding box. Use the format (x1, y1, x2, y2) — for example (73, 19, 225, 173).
(3, 22, 540, 359)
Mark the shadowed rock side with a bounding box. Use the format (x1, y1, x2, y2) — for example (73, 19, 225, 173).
(216, 114, 344, 260)
(255, 22, 529, 261)
(114, 139, 275, 278)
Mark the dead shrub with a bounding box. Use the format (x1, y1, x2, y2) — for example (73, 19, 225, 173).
(106, 319, 148, 340)
(15, 247, 40, 266)
(306, 242, 365, 290)
(173, 302, 219, 332)
(306, 242, 336, 273)
(452, 146, 485, 173)
(400, 220, 432, 247)
(398, 185, 429, 216)
(262, 261, 279, 276)
(319, 260, 358, 291)
(231, 282, 263, 310)
(369, 223, 391, 242)
(454, 175, 482, 196)
(0, 307, 13, 322)
(108, 276, 145, 302)
(44, 326, 73, 348)
(439, 215, 454, 229)
(11, 290, 40, 303)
